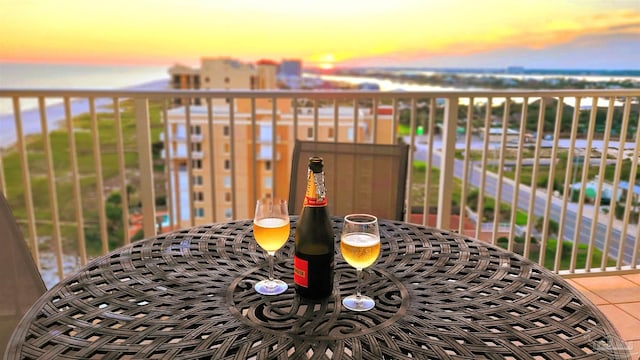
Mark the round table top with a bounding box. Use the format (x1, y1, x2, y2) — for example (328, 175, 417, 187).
(6, 217, 629, 359)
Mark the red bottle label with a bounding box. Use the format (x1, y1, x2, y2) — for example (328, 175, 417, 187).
(303, 196, 327, 207)
(294, 256, 309, 287)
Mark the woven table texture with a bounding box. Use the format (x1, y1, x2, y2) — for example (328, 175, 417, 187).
(5, 217, 629, 359)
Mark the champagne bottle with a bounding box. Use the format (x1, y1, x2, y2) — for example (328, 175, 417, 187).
(294, 156, 335, 300)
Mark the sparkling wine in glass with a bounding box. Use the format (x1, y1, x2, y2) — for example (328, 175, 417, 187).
(253, 198, 290, 295)
(340, 214, 381, 311)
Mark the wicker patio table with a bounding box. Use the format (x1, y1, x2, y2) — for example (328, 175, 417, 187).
(5, 217, 630, 359)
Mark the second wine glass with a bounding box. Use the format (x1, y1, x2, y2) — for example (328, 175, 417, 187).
(253, 198, 290, 295)
(340, 214, 381, 311)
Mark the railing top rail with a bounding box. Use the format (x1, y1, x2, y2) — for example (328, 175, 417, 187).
(1, 88, 639, 98)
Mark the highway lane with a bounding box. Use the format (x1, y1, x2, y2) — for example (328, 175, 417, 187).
(411, 138, 637, 265)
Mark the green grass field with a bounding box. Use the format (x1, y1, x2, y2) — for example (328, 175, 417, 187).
(3, 99, 165, 254)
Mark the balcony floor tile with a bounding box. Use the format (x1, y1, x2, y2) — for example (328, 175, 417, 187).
(568, 274, 640, 352)
(570, 276, 640, 304)
(565, 279, 609, 305)
(597, 304, 640, 342)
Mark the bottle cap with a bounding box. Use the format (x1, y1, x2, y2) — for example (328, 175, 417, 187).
(308, 156, 323, 173)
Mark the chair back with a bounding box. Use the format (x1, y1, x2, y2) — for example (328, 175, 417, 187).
(288, 140, 410, 221)
(0, 193, 46, 355)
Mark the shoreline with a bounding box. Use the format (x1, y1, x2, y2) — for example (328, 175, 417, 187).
(0, 78, 169, 150)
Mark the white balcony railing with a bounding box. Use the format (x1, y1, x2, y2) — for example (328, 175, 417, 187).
(0, 88, 639, 288)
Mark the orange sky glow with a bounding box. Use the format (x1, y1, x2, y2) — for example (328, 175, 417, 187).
(0, 0, 639, 68)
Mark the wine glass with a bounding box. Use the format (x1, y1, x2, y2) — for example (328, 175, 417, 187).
(253, 198, 290, 295)
(340, 214, 381, 311)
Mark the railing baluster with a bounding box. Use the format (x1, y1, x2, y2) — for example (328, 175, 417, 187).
(250, 97, 258, 202)
(12, 96, 39, 267)
(540, 97, 563, 269)
(400, 97, 412, 222)
(38, 96, 63, 280)
(620, 105, 640, 269)
(594, 98, 616, 271)
(271, 96, 278, 199)
(437, 96, 457, 230)
(577, 97, 598, 272)
(459, 97, 474, 234)
(493, 98, 510, 247)
(605, 97, 631, 269)
(313, 99, 319, 142)
(229, 98, 237, 219)
(89, 98, 109, 254)
(205, 98, 217, 221)
(113, 98, 130, 245)
(333, 98, 339, 143)
(559, 96, 581, 274)
(508, 97, 528, 251)
(424, 97, 436, 226)
(163, 99, 176, 228)
(525, 97, 545, 260)
(134, 98, 156, 238)
(372, 97, 378, 143)
(184, 104, 195, 227)
(64, 97, 87, 266)
(476, 98, 492, 240)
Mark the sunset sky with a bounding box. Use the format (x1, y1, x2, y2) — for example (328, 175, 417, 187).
(1, 0, 639, 69)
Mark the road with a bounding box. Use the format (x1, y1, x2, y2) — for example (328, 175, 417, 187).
(409, 136, 637, 265)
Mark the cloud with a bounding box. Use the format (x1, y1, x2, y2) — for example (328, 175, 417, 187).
(343, 33, 640, 70)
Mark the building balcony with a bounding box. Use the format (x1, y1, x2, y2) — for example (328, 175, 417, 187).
(0, 88, 639, 349)
(161, 145, 204, 159)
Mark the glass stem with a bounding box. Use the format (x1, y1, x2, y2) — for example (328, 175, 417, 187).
(355, 268, 363, 299)
(268, 253, 275, 281)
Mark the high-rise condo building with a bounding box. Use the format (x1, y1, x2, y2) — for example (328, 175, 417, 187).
(163, 57, 394, 227)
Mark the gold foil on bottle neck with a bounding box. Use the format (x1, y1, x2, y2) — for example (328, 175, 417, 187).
(304, 169, 326, 206)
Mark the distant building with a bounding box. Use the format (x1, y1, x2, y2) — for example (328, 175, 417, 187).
(278, 59, 303, 89)
(162, 57, 395, 225)
(168, 57, 259, 106)
(278, 59, 302, 78)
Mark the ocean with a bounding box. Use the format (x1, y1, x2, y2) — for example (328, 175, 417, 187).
(0, 62, 170, 147)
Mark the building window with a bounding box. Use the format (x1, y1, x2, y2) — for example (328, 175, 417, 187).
(348, 128, 354, 141)
(224, 159, 231, 170)
(223, 143, 230, 154)
(194, 208, 205, 218)
(194, 192, 204, 202)
(193, 175, 203, 186)
(265, 161, 271, 171)
(224, 176, 231, 188)
(264, 177, 272, 189)
(225, 192, 231, 202)
(307, 127, 314, 139)
(191, 125, 201, 135)
(223, 125, 230, 136)
(192, 159, 202, 169)
(328, 127, 334, 139)
(224, 208, 232, 219)
(192, 142, 202, 152)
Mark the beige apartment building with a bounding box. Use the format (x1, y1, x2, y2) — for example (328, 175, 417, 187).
(163, 57, 395, 226)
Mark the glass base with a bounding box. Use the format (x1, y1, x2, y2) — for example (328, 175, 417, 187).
(342, 294, 375, 311)
(254, 279, 288, 295)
